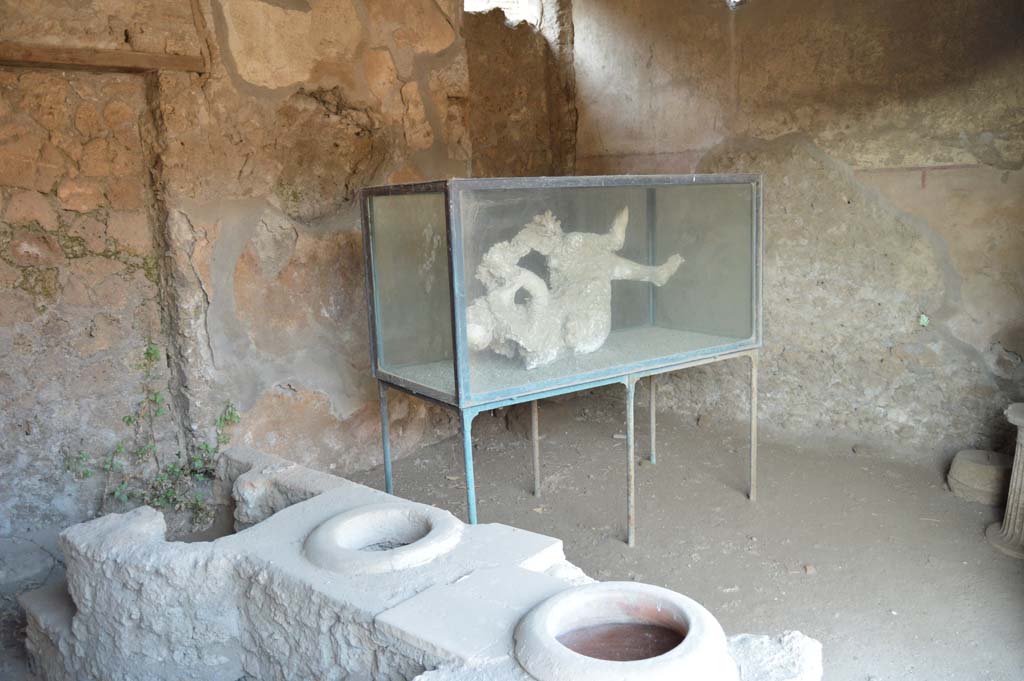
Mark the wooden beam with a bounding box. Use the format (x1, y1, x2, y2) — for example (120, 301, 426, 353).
(0, 42, 205, 74)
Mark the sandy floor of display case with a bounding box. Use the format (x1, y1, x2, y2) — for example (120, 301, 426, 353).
(390, 327, 745, 397)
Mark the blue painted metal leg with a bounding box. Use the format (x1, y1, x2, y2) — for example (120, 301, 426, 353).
(461, 409, 478, 524)
(626, 377, 636, 547)
(531, 400, 541, 498)
(749, 352, 758, 502)
(378, 381, 393, 494)
(649, 374, 657, 465)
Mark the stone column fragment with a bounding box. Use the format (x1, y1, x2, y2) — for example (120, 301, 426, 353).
(987, 403, 1024, 559)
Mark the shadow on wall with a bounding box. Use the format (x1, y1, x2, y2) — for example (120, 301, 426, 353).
(570, 0, 1024, 460)
(573, 0, 1024, 170)
(464, 5, 576, 177)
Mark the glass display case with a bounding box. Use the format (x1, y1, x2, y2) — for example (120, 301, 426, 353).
(362, 175, 762, 408)
(361, 175, 763, 540)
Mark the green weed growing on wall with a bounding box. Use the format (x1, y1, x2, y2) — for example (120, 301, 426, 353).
(64, 343, 240, 530)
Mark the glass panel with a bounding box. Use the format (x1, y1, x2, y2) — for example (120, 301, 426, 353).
(653, 183, 754, 340)
(369, 192, 454, 399)
(457, 180, 756, 400)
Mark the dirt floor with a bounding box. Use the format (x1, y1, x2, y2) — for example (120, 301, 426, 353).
(353, 397, 1024, 681)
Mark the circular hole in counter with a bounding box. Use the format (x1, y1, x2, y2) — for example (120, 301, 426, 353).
(303, 503, 463, 574)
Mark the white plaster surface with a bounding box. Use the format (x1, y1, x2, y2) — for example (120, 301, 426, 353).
(414, 659, 533, 681)
(377, 566, 570, 664)
(729, 632, 824, 681)
(23, 507, 244, 681)
(20, 447, 823, 681)
(225, 444, 351, 528)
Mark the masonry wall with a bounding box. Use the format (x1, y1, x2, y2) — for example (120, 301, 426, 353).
(0, 1, 591, 601)
(0, 68, 176, 536)
(6, 0, 1021, 562)
(465, 3, 576, 177)
(0, 0, 485, 541)
(0, 0, 493, 660)
(572, 0, 1024, 460)
(153, 0, 469, 476)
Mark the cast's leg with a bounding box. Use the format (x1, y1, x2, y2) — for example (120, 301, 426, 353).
(587, 206, 630, 251)
(608, 253, 683, 285)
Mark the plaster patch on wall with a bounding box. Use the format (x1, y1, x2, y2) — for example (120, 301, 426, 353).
(858, 165, 1024, 387)
(651, 134, 1019, 459)
(219, 0, 320, 89)
(148, 0, 471, 483)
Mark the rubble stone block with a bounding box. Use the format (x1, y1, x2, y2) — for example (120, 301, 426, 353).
(74, 102, 103, 138)
(4, 189, 58, 230)
(67, 214, 109, 253)
(79, 138, 111, 177)
(56, 178, 105, 212)
(948, 449, 1013, 506)
(309, 0, 363, 62)
(728, 631, 824, 681)
(401, 81, 434, 150)
(8, 229, 64, 267)
(0, 259, 19, 287)
(0, 127, 64, 192)
(58, 507, 244, 681)
(17, 72, 71, 131)
(363, 48, 404, 122)
(105, 176, 145, 210)
(106, 210, 153, 254)
(221, 0, 314, 89)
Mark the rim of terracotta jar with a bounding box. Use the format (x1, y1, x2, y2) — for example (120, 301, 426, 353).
(514, 581, 738, 681)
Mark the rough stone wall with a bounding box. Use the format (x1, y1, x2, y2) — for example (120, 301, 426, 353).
(665, 135, 1018, 455)
(0, 0, 585, 547)
(465, 3, 576, 176)
(0, 0, 201, 55)
(572, 0, 1024, 460)
(1, 0, 475, 657)
(574, 0, 1024, 173)
(148, 0, 471, 476)
(0, 68, 176, 536)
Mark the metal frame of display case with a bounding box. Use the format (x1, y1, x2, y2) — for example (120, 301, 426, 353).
(361, 175, 763, 546)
